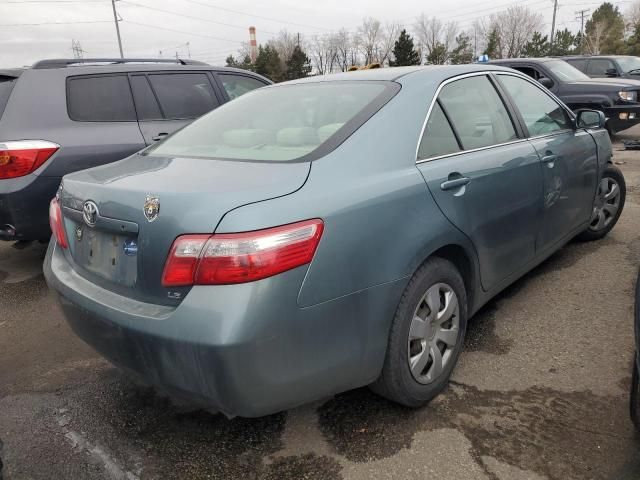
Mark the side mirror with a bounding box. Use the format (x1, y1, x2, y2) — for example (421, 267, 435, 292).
(605, 68, 619, 77)
(576, 109, 606, 129)
(538, 77, 554, 89)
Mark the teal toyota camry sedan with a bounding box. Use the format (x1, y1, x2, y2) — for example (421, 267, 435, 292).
(45, 64, 625, 417)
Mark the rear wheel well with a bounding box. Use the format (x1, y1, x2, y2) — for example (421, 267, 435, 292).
(428, 244, 475, 312)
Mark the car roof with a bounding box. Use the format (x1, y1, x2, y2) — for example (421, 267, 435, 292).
(283, 64, 516, 85)
(21, 58, 266, 78)
(488, 57, 558, 64)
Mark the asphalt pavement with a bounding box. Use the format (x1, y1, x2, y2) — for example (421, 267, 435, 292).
(2, 134, 640, 479)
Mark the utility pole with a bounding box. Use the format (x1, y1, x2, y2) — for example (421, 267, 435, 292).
(549, 0, 559, 56)
(111, 0, 124, 58)
(575, 8, 590, 54)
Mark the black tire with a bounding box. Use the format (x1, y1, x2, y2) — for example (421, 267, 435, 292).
(576, 165, 626, 242)
(370, 257, 468, 407)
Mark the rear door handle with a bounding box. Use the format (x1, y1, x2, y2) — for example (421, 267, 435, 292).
(440, 177, 471, 191)
(152, 132, 169, 142)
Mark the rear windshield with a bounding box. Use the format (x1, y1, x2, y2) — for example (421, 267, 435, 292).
(144, 81, 398, 162)
(0, 77, 18, 120)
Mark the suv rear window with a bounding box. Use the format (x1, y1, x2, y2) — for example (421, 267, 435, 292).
(145, 81, 398, 162)
(0, 77, 18, 119)
(67, 75, 136, 121)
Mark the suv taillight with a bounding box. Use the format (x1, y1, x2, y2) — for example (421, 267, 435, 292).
(49, 197, 68, 249)
(0, 140, 59, 179)
(162, 219, 324, 287)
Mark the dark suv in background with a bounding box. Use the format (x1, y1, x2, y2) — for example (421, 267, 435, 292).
(490, 57, 640, 134)
(563, 55, 640, 79)
(0, 58, 270, 242)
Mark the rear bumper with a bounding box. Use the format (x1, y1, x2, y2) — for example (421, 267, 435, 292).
(0, 174, 61, 241)
(44, 239, 406, 417)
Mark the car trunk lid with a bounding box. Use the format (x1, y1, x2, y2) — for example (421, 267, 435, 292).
(59, 154, 311, 306)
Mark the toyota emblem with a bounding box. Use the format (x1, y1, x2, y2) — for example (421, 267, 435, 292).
(82, 200, 98, 227)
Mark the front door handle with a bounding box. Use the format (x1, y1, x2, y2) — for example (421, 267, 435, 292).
(152, 132, 169, 142)
(441, 176, 471, 191)
(541, 154, 557, 163)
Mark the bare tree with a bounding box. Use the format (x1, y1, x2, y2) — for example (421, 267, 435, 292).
(415, 14, 458, 63)
(379, 22, 401, 65)
(308, 35, 338, 74)
(271, 30, 300, 63)
(484, 6, 543, 58)
(585, 20, 607, 54)
(358, 17, 383, 64)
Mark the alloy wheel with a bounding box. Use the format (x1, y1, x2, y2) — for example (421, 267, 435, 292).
(589, 176, 621, 232)
(407, 283, 460, 385)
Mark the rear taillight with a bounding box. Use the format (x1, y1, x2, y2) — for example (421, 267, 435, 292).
(49, 197, 68, 249)
(0, 140, 59, 179)
(162, 219, 324, 287)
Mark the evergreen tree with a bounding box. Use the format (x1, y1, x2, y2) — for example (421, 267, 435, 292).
(285, 45, 312, 80)
(628, 23, 640, 56)
(426, 42, 448, 65)
(522, 32, 549, 57)
(225, 54, 255, 72)
(585, 2, 625, 54)
(484, 27, 500, 59)
(390, 29, 420, 66)
(449, 34, 474, 64)
(552, 28, 578, 55)
(254, 45, 284, 82)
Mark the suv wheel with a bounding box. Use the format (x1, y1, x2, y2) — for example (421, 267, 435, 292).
(577, 165, 625, 241)
(371, 257, 467, 407)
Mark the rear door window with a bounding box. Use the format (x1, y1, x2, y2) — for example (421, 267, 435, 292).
(147, 73, 219, 119)
(0, 77, 17, 119)
(67, 75, 136, 121)
(437, 75, 518, 150)
(218, 74, 267, 100)
(130, 75, 163, 120)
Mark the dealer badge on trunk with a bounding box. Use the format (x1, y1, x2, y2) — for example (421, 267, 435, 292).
(144, 195, 160, 222)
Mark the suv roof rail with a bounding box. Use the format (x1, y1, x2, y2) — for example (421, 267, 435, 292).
(32, 58, 209, 69)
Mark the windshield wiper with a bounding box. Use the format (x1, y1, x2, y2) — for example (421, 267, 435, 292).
(628, 68, 640, 74)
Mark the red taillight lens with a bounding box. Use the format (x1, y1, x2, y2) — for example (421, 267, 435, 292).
(162, 219, 324, 287)
(49, 197, 68, 249)
(0, 141, 59, 179)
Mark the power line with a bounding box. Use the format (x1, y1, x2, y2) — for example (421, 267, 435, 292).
(181, 0, 334, 32)
(120, 0, 277, 35)
(122, 19, 246, 44)
(0, 20, 111, 26)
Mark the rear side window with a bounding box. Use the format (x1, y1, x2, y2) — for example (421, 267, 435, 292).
(219, 74, 266, 100)
(438, 75, 517, 150)
(67, 75, 136, 121)
(0, 77, 17, 119)
(498, 74, 572, 136)
(147, 73, 219, 119)
(130, 75, 163, 121)
(418, 102, 460, 160)
(145, 81, 397, 162)
(566, 58, 587, 72)
(587, 58, 616, 76)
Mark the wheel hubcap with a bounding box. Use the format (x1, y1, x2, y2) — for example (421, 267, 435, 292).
(589, 177, 620, 232)
(407, 283, 460, 385)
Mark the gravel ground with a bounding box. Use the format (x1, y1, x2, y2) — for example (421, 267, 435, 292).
(1, 133, 640, 480)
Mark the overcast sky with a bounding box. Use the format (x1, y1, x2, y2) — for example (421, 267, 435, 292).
(0, 0, 632, 68)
